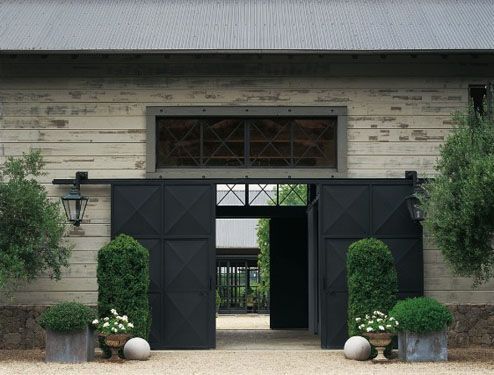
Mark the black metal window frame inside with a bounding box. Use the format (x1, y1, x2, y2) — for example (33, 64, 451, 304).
(145, 106, 348, 176)
(155, 117, 337, 168)
(216, 183, 309, 207)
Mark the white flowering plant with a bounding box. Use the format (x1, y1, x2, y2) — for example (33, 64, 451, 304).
(355, 310, 399, 334)
(92, 308, 135, 335)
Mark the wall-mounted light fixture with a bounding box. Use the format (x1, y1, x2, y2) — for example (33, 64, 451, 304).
(405, 171, 426, 222)
(61, 171, 88, 226)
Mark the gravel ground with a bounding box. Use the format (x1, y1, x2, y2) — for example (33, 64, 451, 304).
(1, 348, 493, 375)
(217, 314, 270, 330)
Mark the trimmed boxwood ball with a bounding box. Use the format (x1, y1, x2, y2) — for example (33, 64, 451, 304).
(97, 234, 151, 354)
(39, 302, 95, 332)
(390, 297, 453, 333)
(347, 238, 398, 337)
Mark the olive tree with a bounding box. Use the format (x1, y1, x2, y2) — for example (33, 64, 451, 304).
(0, 150, 71, 290)
(424, 107, 494, 285)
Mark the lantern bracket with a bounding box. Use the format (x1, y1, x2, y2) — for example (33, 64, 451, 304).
(74, 171, 88, 188)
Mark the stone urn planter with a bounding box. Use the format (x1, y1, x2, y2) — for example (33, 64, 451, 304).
(102, 333, 132, 362)
(398, 330, 447, 362)
(45, 326, 95, 363)
(366, 333, 393, 362)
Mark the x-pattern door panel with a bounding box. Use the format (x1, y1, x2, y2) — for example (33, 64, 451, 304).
(319, 180, 422, 349)
(162, 182, 215, 349)
(112, 182, 215, 349)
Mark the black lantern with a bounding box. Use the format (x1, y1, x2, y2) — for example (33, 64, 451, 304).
(405, 171, 426, 222)
(61, 171, 88, 226)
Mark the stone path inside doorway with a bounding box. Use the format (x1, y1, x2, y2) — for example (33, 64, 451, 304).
(216, 314, 320, 350)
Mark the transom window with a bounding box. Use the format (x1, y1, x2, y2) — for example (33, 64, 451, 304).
(156, 117, 337, 168)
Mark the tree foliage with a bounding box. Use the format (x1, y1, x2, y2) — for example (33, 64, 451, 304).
(39, 302, 96, 333)
(0, 150, 70, 290)
(256, 184, 307, 297)
(97, 234, 151, 342)
(347, 238, 398, 337)
(390, 297, 453, 334)
(423, 107, 494, 285)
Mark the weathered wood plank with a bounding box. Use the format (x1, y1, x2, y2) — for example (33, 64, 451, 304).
(425, 277, 494, 291)
(0, 116, 146, 130)
(0, 129, 145, 143)
(11, 278, 97, 292)
(0, 115, 455, 130)
(0, 101, 464, 117)
(424, 291, 494, 305)
(347, 156, 437, 169)
(66, 237, 110, 251)
(66, 224, 110, 238)
(0, 88, 469, 104)
(348, 142, 441, 155)
(1, 142, 145, 156)
(0, 76, 481, 90)
(0, 155, 145, 170)
(348, 129, 450, 142)
(0, 128, 450, 144)
(0, 292, 97, 305)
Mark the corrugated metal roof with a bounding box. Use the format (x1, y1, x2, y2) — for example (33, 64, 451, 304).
(216, 219, 259, 249)
(0, 0, 493, 53)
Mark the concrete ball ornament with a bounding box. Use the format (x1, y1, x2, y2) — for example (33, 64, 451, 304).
(343, 336, 371, 361)
(123, 337, 151, 360)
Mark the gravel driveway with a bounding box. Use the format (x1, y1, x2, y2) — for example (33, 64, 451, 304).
(1, 348, 493, 375)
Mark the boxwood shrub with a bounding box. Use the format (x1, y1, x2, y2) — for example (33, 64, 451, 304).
(97, 234, 150, 343)
(39, 302, 95, 333)
(347, 238, 398, 336)
(390, 297, 453, 333)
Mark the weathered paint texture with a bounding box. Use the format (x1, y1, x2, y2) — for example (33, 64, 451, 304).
(398, 330, 448, 361)
(0, 54, 494, 305)
(45, 327, 95, 363)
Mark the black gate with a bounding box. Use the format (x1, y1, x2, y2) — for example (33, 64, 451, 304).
(319, 179, 423, 348)
(111, 181, 215, 349)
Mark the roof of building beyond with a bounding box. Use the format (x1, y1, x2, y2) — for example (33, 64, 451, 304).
(216, 219, 259, 249)
(0, 0, 493, 53)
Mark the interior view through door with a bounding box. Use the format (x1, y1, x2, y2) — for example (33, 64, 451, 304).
(215, 183, 320, 349)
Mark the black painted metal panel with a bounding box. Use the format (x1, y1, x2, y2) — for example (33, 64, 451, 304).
(162, 182, 215, 349)
(307, 203, 319, 335)
(112, 181, 215, 350)
(270, 217, 308, 329)
(319, 180, 422, 349)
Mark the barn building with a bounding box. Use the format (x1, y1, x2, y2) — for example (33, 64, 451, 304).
(0, 0, 493, 349)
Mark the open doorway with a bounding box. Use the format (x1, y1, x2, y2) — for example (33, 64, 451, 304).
(215, 183, 320, 349)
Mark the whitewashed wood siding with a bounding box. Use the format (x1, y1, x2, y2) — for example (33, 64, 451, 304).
(1, 54, 493, 305)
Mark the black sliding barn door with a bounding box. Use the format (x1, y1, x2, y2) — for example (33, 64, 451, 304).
(112, 181, 215, 349)
(319, 180, 422, 349)
(269, 217, 308, 329)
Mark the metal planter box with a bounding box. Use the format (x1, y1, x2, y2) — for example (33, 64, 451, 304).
(45, 327, 95, 363)
(398, 330, 448, 362)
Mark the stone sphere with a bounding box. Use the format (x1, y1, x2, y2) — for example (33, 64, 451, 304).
(344, 336, 371, 361)
(124, 337, 151, 360)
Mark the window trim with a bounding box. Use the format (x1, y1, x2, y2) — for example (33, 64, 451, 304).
(146, 106, 347, 178)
